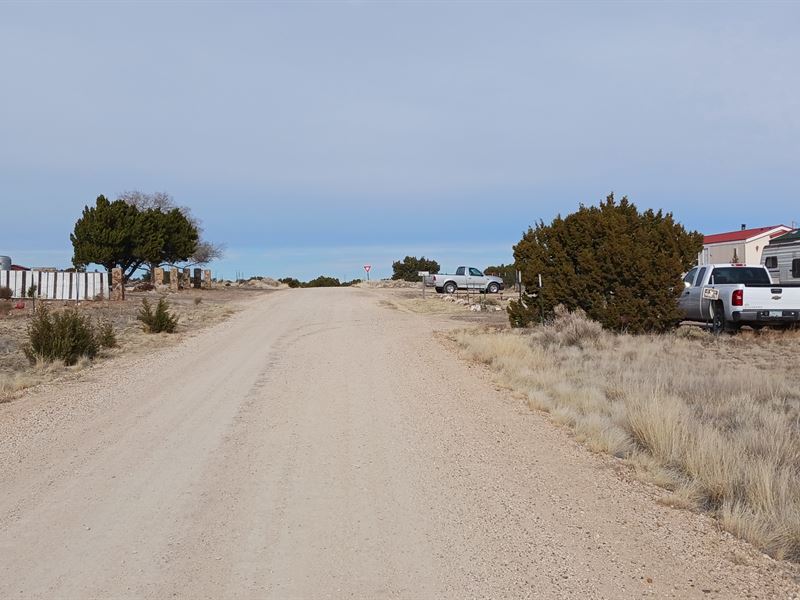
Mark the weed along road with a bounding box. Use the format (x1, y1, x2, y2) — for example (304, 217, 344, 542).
(0, 288, 797, 599)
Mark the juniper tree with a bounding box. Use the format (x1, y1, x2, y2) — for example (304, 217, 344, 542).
(391, 256, 440, 282)
(508, 194, 703, 333)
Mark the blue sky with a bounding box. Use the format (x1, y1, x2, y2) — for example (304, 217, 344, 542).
(1, 1, 798, 281)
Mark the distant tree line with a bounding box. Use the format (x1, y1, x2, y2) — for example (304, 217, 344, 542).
(279, 276, 362, 288)
(391, 256, 440, 281)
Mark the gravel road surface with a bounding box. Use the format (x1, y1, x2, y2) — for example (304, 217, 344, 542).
(1, 288, 797, 599)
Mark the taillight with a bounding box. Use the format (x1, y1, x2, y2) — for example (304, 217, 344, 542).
(732, 289, 744, 306)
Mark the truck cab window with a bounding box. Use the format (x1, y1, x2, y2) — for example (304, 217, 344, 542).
(469, 268, 483, 277)
(694, 267, 706, 287)
(455, 267, 465, 276)
(683, 268, 698, 287)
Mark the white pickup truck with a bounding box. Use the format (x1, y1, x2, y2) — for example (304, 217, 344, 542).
(679, 264, 800, 332)
(424, 266, 504, 294)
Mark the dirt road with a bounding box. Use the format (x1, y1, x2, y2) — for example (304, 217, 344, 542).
(1, 288, 797, 599)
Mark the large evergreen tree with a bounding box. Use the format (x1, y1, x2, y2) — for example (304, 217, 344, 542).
(71, 195, 199, 282)
(134, 207, 199, 277)
(391, 256, 440, 281)
(71, 195, 142, 280)
(508, 194, 703, 333)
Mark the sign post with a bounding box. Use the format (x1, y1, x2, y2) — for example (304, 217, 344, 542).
(418, 271, 429, 298)
(363, 264, 371, 282)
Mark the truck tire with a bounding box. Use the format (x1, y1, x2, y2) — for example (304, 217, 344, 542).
(487, 282, 500, 294)
(710, 301, 729, 335)
(444, 281, 457, 294)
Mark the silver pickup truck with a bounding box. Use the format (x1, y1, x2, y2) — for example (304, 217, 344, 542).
(679, 263, 800, 332)
(424, 266, 504, 294)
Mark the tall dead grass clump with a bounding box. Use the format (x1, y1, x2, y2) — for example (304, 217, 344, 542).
(454, 308, 800, 561)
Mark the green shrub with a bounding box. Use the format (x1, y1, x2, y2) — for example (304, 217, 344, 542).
(484, 264, 516, 287)
(304, 275, 341, 288)
(97, 320, 117, 348)
(509, 193, 702, 333)
(279, 277, 302, 288)
(0, 286, 11, 301)
(391, 256, 440, 281)
(137, 297, 179, 333)
(24, 305, 98, 366)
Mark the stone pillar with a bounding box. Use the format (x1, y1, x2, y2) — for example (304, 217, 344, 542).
(183, 267, 191, 289)
(170, 267, 179, 291)
(203, 270, 212, 289)
(111, 267, 124, 301)
(193, 268, 202, 289)
(154, 267, 165, 287)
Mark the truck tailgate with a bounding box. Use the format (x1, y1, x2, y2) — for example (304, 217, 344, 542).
(742, 286, 800, 310)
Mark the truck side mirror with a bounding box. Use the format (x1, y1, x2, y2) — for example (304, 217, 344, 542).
(684, 280, 692, 289)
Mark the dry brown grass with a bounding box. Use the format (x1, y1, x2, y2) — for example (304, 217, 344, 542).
(0, 289, 253, 402)
(454, 307, 800, 561)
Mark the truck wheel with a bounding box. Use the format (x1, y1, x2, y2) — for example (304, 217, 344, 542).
(444, 281, 457, 294)
(710, 301, 727, 335)
(487, 283, 500, 294)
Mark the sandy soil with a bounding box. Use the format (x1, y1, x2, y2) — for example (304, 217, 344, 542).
(0, 287, 797, 598)
(0, 288, 266, 400)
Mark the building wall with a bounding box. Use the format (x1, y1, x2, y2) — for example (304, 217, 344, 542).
(745, 238, 769, 264)
(700, 235, 774, 266)
(701, 242, 745, 265)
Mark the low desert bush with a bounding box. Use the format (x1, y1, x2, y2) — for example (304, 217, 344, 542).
(455, 307, 800, 560)
(0, 286, 12, 300)
(194, 296, 202, 305)
(96, 320, 117, 348)
(137, 297, 179, 333)
(23, 305, 98, 366)
(0, 301, 11, 317)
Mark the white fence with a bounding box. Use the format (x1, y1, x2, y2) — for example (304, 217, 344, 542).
(0, 270, 109, 301)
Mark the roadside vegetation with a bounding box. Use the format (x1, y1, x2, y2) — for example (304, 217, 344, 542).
(454, 307, 800, 561)
(137, 298, 179, 333)
(24, 305, 107, 365)
(0, 291, 244, 402)
(279, 275, 362, 288)
(509, 194, 702, 332)
(71, 191, 224, 284)
(391, 256, 440, 281)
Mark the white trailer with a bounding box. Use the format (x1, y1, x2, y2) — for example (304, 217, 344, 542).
(761, 230, 800, 284)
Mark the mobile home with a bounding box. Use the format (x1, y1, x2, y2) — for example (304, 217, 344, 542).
(762, 229, 800, 283)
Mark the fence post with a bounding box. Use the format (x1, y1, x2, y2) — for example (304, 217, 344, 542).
(183, 267, 191, 289)
(193, 268, 202, 289)
(203, 269, 212, 290)
(111, 268, 124, 301)
(170, 267, 179, 292)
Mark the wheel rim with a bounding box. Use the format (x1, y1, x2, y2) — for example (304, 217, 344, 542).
(711, 305, 724, 333)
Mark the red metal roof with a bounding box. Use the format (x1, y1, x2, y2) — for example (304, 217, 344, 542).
(703, 225, 790, 245)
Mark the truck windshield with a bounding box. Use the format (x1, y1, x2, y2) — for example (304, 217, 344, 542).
(709, 267, 771, 285)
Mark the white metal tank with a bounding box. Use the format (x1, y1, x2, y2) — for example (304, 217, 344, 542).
(0, 256, 10, 271)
